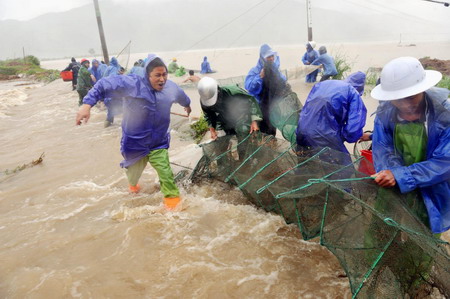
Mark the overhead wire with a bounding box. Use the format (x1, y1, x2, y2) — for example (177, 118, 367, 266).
(210, 0, 287, 63)
(175, 0, 270, 57)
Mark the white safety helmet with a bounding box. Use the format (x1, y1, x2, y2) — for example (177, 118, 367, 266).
(198, 77, 218, 106)
(306, 41, 316, 49)
(371, 57, 442, 101)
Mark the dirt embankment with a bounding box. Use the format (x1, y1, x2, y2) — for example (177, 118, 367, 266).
(0, 74, 20, 81)
(419, 58, 450, 76)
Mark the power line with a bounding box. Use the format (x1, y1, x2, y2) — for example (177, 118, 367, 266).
(209, 0, 287, 64)
(227, 0, 287, 48)
(175, 0, 270, 57)
(422, 0, 450, 6)
(342, 0, 435, 26)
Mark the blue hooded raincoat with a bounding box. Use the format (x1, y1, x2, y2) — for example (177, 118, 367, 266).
(296, 72, 367, 157)
(302, 46, 319, 83)
(88, 59, 103, 84)
(344, 71, 366, 96)
(245, 44, 286, 103)
(372, 87, 450, 234)
(128, 66, 145, 77)
(200, 57, 212, 74)
(98, 62, 107, 77)
(312, 53, 338, 77)
(103, 57, 121, 77)
(83, 54, 191, 168)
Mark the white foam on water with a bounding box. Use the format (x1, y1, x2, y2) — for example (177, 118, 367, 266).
(0, 88, 28, 117)
(237, 270, 279, 294)
(27, 269, 56, 294)
(22, 203, 92, 224)
(70, 281, 83, 298)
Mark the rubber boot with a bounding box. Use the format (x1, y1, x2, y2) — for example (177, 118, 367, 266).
(164, 197, 181, 211)
(129, 184, 141, 194)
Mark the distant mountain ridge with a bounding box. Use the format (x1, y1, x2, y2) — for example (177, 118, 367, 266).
(1, 0, 448, 60)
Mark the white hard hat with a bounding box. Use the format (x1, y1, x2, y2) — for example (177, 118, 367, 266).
(371, 57, 442, 101)
(306, 41, 316, 49)
(198, 77, 218, 107)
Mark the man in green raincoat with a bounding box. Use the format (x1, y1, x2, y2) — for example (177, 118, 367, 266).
(76, 59, 94, 106)
(197, 77, 262, 160)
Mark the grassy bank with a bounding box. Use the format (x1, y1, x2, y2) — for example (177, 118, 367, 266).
(0, 56, 60, 82)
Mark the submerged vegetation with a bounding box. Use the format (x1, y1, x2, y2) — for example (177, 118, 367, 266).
(332, 52, 353, 80)
(2, 153, 45, 176)
(0, 56, 59, 82)
(190, 115, 209, 143)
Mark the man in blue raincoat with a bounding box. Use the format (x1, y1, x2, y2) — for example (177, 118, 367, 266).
(103, 57, 121, 77)
(101, 57, 124, 127)
(88, 59, 103, 84)
(296, 72, 367, 165)
(127, 60, 145, 77)
(245, 44, 287, 136)
(76, 54, 192, 211)
(312, 46, 338, 82)
(98, 61, 108, 77)
(200, 56, 213, 74)
(370, 57, 450, 234)
(301, 41, 319, 83)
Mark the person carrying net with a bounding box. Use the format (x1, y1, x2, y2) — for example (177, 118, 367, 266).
(301, 41, 320, 83)
(296, 71, 367, 166)
(245, 44, 287, 137)
(370, 56, 450, 235)
(197, 77, 262, 165)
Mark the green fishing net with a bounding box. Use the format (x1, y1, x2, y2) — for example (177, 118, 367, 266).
(185, 69, 449, 298)
(190, 130, 450, 298)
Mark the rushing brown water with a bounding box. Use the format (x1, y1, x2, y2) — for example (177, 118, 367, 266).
(0, 78, 353, 298)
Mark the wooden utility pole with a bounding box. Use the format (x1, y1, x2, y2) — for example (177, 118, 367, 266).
(306, 0, 313, 41)
(93, 0, 110, 64)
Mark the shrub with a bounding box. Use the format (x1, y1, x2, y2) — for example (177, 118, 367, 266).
(333, 52, 352, 80)
(0, 66, 18, 75)
(25, 55, 40, 66)
(190, 114, 209, 143)
(365, 68, 379, 86)
(437, 75, 450, 90)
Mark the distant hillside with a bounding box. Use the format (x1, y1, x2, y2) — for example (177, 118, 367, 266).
(1, 0, 449, 60)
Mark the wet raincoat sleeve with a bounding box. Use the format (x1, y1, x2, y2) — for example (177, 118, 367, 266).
(312, 54, 338, 76)
(390, 129, 450, 193)
(244, 67, 263, 102)
(174, 85, 191, 108)
(342, 89, 367, 143)
(83, 75, 134, 107)
(63, 63, 73, 72)
(202, 107, 217, 129)
(372, 95, 450, 233)
(301, 52, 309, 65)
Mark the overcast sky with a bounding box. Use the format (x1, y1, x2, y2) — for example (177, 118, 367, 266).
(0, 0, 448, 21)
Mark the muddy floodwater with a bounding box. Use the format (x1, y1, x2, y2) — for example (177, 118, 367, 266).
(0, 78, 353, 298)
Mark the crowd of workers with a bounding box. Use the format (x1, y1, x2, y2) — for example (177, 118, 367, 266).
(72, 43, 449, 237)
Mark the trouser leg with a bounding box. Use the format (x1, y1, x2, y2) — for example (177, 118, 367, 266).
(235, 126, 250, 161)
(320, 74, 332, 82)
(77, 90, 87, 106)
(148, 149, 179, 198)
(106, 107, 114, 123)
(125, 156, 148, 186)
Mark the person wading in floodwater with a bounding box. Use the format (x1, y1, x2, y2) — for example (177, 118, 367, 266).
(76, 54, 192, 211)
